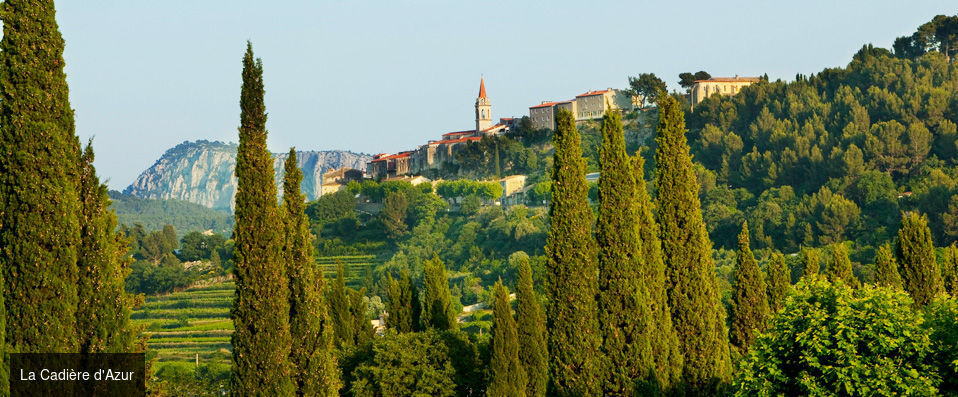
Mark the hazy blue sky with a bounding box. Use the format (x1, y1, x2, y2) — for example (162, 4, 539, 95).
(57, 1, 952, 189)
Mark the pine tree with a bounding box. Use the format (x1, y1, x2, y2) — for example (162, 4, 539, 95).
(488, 279, 527, 397)
(653, 95, 732, 391)
(329, 261, 354, 347)
(801, 247, 820, 279)
(515, 256, 548, 397)
(229, 42, 294, 395)
(729, 222, 770, 353)
(281, 149, 339, 396)
(633, 153, 683, 390)
(422, 254, 457, 330)
(546, 109, 601, 396)
(0, 0, 82, 353)
(895, 212, 943, 306)
(77, 143, 139, 353)
(766, 252, 790, 313)
(874, 243, 903, 290)
(827, 242, 859, 288)
(943, 243, 958, 294)
(596, 108, 653, 395)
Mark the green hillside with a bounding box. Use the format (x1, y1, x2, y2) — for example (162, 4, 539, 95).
(109, 190, 234, 234)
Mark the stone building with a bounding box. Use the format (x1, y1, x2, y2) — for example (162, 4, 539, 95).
(528, 88, 636, 130)
(690, 76, 760, 110)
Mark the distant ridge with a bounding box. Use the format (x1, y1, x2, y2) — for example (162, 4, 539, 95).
(124, 140, 371, 211)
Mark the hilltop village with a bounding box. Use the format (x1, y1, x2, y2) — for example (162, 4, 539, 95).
(317, 76, 759, 204)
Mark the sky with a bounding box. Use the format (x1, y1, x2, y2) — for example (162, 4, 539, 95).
(55, 1, 953, 189)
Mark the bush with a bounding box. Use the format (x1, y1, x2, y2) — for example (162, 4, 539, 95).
(733, 280, 940, 396)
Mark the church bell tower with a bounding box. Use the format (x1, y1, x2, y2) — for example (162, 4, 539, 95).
(475, 77, 492, 133)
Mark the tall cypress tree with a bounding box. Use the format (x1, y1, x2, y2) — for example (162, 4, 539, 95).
(547, 109, 601, 396)
(281, 149, 339, 396)
(801, 247, 820, 279)
(943, 243, 958, 294)
(329, 262, 353, 347)
(230, 42, 294, 395)
(766, 252, 790, 313)
(596, 108, 653, 395)
(729, 222, 769, 354)
(515, 256, 548, 397)
(488, 279, 527, 397)
(0, 0, 82, 353)
(77, 143, 139, 353)
(653, 95, 731, 391)
(422, 254, 457, 331)
(895, 212, 943, 306)
(874, 243, 903, 290)
(633, 153, 683, 390)
(350, 287, 373, 346)
(827, 242, 858, 288)
(386, 270, 420, 333)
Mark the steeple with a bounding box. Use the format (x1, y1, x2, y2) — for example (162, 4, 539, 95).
(476, 76, 492, 132)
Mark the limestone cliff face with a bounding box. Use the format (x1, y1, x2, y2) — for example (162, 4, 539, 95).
(124, 140, 370, 211)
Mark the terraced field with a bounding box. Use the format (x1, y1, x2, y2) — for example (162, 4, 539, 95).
(132, 281, 234, 369)
(315, 254, 382, 289)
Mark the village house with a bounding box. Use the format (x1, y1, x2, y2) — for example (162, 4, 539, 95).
(529, 88, 637, 130)
(690, 76, 760, 110)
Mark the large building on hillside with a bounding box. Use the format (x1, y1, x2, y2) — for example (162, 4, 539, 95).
(690, 76, 760, 110)
(367, 78, 513, 179)
(529, 88, 638, 130)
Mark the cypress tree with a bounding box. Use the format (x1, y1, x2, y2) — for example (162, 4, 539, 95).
(0, 0, 82, 353)
(229, 42, 294, 395)
(729, 222, 769, 353)
(801, 247, 820, 279)
(488, 279, 527, 397)
(943, 243, 958, 294)
(596, 108, 653, 395)
(546, 109, 601, 396)
(329, 262, 353, 347)
(422, 254, 457, 330)
(827, 242, 858, 288)
(895, 212, 943, 306)
(653, 95, 732, 391)
(766, 252, 790, 313)
(874, 243, 903, 290)
(77, 143, 139, 353)
(350, 287, 373, 346)
(281, 149, 339, 396)
(633, 153, 683, 390)
(515, 256, 548, 397)
(385, 274, 408, 332)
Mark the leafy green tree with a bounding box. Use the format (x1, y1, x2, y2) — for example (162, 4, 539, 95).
(917, 14, 958, 62)
(0, 0, 82, 353)
(329, 262, 354, 347)
(733, 280, 939, 396)
(76, 143, 140, 353)
(632, 153, 684, 390)
(801, 247, 820, 279)
(546, 109, 601, 396)
(422, 254, 457, 331)
(925, 297, 958, 394)
(943, 244, 958, 294)
(230, 42, 294, 395)
(350, 331, 457, 397)
(874, 243, 903, 289)
(895, 212, 944, 306)
(488, 280, 526, 397)
(596, 108, 653, 395)
(381, 191, 409, 240)
(515, 256, 548, 397)
(628, 73, 667, 106)
(654, 95, 732, 391)
(281, 149, 339, 396)
(827, 242, 859, 288)
(729, 222, 770, 353)
(766, 252, 790, 313)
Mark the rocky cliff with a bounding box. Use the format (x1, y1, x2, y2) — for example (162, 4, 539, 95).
(124, 140, 371, 211)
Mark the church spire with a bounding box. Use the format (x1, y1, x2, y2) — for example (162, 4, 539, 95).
(478, 76, 487, 99)
(476, 76, 491, 132)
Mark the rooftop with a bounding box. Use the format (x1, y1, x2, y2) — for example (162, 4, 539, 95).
(694, 76, 761, 83)
(576, 89, 613, 97)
